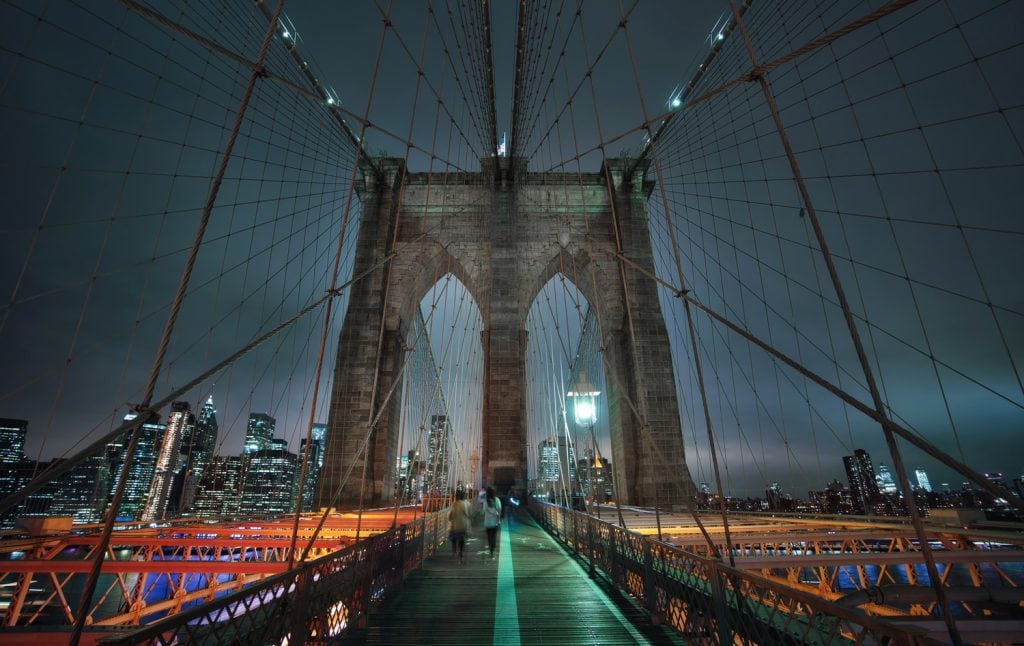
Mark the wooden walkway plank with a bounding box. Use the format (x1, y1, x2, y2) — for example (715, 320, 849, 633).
(339, 508, 682, 645)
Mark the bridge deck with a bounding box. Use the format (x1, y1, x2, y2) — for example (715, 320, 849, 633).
(341, 508, 680, 645)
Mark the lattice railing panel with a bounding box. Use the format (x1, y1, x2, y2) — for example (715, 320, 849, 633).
(95, 510, 445, 645)
(531, 499, 915, 645)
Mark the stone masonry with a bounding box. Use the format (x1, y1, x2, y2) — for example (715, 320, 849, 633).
(316, 157, 696, 509)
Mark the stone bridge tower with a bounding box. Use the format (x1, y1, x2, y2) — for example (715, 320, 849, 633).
(316, 157, 696, 510)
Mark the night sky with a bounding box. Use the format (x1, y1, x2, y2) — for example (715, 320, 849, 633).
(1, 0, 1021, 499)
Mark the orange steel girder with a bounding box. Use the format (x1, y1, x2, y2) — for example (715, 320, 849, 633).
(643, 513, 1024, 621)
(0, 509, 422, 629)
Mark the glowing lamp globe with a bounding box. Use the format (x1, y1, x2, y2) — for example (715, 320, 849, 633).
(575, 399, 596, 426)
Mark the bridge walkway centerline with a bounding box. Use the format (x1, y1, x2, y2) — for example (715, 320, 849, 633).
(338, 507, 682, 645)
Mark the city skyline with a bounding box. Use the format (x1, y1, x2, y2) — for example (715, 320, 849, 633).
(6, 413, 1019, 527)
(0, 396, 329, 526)
(6, 394, 1022, 500)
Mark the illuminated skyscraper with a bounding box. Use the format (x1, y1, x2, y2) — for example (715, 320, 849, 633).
(576, 449, 612, 502)
(106, 412, 166, 521)
(142, 401, 191, 522)
(312, 423, 326, 472)
(193, 456, 243, 518)
(426, 415, 450, 493)
(240, 439, 297, 517)
(176, 396, 218, 512)
(876, 463, 898, 496)
(0, 419, 30, 528)
(537, 436, 576, 495)
(244, 413, 275, 455)
(0, 418, 27, 464)
(539, 438, 559, 484)
(915, 468, 932, 493)
(843, 449, 881, 514)
(298, 423, 326, 512)
(50, 451, 108, 523)
(396, 454, 410, 496)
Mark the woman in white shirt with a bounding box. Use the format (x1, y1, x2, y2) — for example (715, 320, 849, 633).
(482, 486, 502, 559)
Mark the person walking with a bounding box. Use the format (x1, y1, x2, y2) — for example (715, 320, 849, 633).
(448, 490, 472, 563)
(483, 486, 502, 560)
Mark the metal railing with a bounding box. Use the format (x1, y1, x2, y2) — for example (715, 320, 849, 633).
(97, 509, 449, 645)
(530, 499, 921, 645)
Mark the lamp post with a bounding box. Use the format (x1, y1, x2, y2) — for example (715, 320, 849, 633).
(569, 371, 600, 516)
(469, 451, 479, 492)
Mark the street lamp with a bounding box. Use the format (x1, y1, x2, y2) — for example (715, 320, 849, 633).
(469, 451, 479, 492)
(574, 399, 596, 426)
(568, 371, 600, 513)
(568, 371, 599, 426)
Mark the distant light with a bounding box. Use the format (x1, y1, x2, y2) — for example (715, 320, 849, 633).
(282, 30, 291, 39)
(326, 97, 336, 106)
(671, 97, 682, 108)
(717, 32, 725, 41)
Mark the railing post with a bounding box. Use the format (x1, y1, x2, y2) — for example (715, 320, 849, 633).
(571, 510, 579, 555)
(708, 562, 732, 644)
(608, 525, 620, 586)
(288, 568, 312, 645)
(358, 534, 380, 629)
(397, 524, 407, 586)
(587, 517, 596, 578)
(418, 515, 427, 566)
(643, 539, 662, 625)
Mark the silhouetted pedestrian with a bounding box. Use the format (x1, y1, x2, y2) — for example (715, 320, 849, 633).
(483, 486, 502, 559)
(448, 490, 471, 563)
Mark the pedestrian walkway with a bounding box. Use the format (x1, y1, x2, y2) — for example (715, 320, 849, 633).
(339, 508, 681, 644)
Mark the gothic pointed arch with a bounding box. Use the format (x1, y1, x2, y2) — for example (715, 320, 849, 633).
(385, 239, 485, 334)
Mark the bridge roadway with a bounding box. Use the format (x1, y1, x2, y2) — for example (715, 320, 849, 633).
(339, 507, 681, 645)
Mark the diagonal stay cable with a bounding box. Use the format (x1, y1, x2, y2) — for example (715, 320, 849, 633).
(727, 1, 959, 639)
(66, 4, 290, 643)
